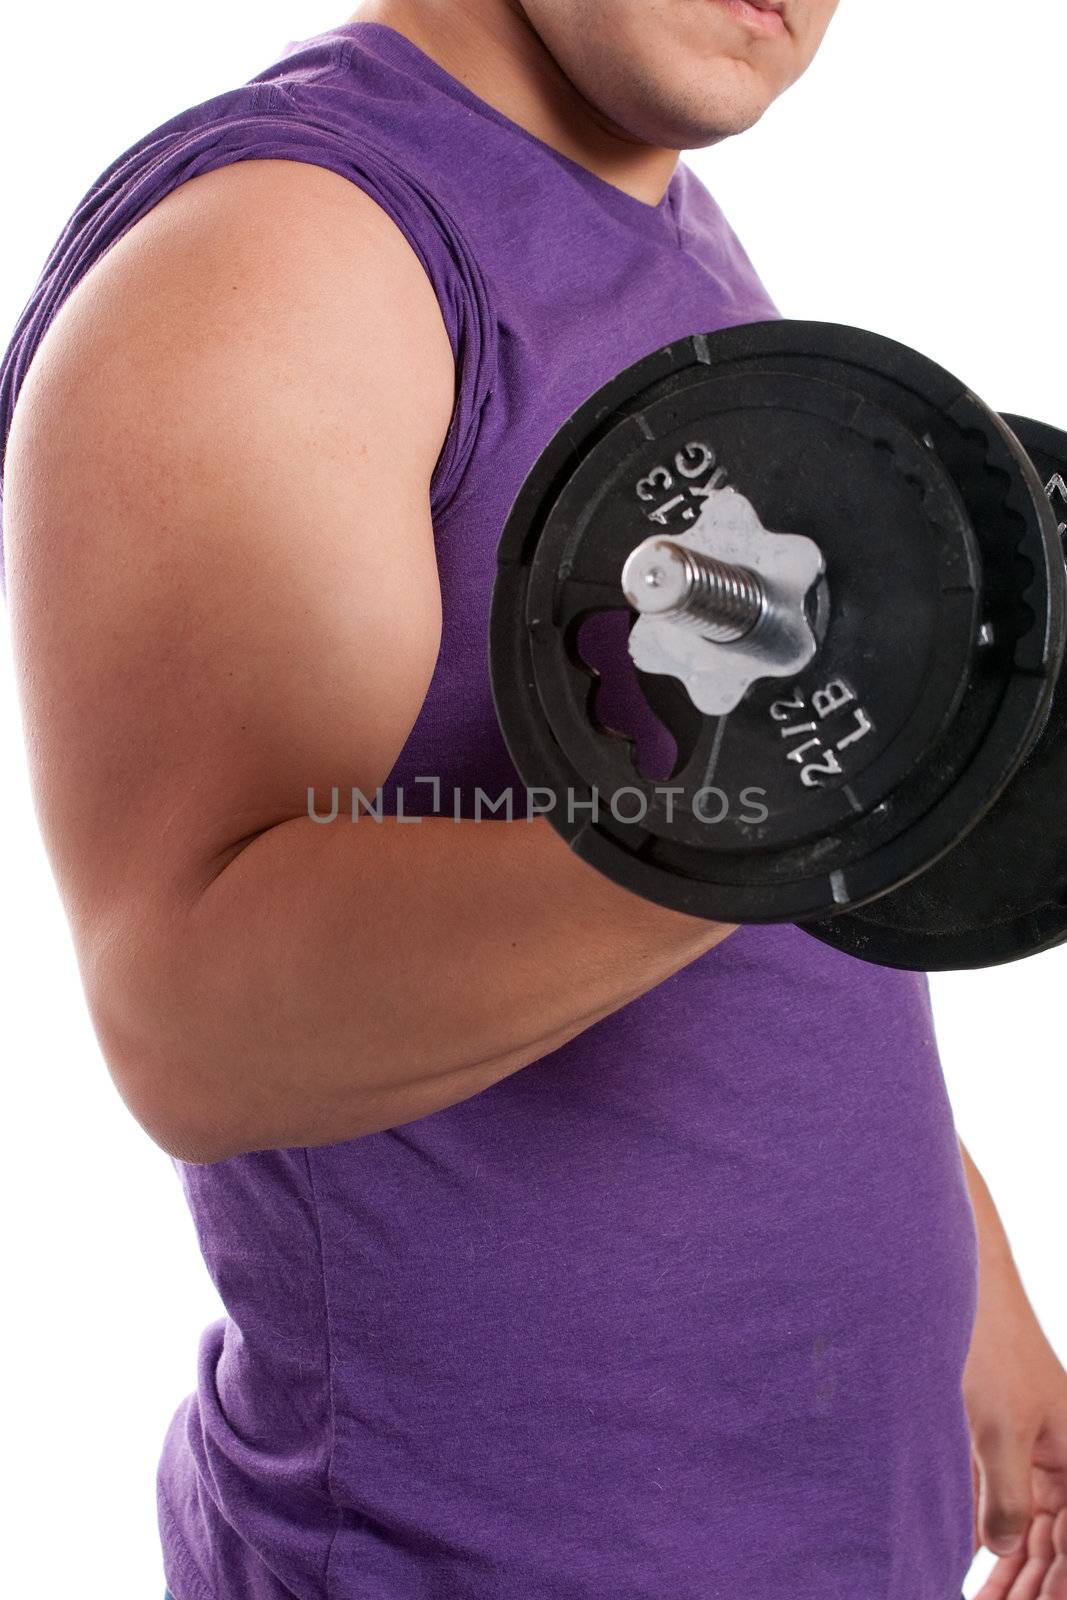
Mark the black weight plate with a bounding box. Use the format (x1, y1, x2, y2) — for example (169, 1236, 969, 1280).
(804, 414, 1067, 969)
(490, 322, 1064, 922)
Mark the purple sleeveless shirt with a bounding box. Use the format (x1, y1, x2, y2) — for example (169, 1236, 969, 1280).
(0, 21, 978, 1600)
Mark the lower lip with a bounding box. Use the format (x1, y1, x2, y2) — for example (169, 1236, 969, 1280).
(708, 0, 786, 36)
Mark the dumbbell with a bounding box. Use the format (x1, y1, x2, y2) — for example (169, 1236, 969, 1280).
(488, 320, 1066, 971)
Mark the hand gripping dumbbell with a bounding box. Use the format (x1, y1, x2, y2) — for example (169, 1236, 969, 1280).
(488, 320, 1067, 972)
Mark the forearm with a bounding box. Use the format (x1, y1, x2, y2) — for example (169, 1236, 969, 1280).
(960, 1138, 1021, 1281)
(958, 1137, 1050, 1393)
(97, 815, 731, 1161)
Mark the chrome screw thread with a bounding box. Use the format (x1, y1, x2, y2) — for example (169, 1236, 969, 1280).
(621, 536, 765, 643)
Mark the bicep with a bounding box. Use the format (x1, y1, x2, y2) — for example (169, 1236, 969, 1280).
(3, 157, 455, 942)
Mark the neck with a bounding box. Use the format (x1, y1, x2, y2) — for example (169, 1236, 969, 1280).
(347, 0, 680, 205)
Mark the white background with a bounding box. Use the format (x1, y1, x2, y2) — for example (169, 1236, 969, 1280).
(1, 3, 1064, 1597)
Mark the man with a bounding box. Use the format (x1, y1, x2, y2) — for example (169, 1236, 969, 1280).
(0, 2, 1064, 1597)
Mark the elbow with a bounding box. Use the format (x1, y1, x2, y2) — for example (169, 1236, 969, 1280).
(139, 1098, 252, 1166)
(142, 1111, 248, 1167)
(84, 966, 252, 1166)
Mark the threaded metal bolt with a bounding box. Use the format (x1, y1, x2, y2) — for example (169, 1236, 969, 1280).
(621, 536, 765, 643)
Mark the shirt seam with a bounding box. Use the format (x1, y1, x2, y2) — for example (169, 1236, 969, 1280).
(666, 182, 683, 252)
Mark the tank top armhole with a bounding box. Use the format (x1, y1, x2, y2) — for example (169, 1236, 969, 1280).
(0, 80, 499, 552)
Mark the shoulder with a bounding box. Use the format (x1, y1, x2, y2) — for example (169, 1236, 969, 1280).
(12, 152, 456, 498)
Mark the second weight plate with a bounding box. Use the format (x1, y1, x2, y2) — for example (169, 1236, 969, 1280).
(802, 413, 1067, 968)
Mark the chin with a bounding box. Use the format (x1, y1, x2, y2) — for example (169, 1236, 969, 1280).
(586, 48, 778, 147)
(609, 85, 774, 148)
(671, 103, 768, 144)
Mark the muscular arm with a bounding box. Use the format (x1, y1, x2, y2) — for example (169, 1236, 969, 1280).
(3, 158, 730, 1163)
